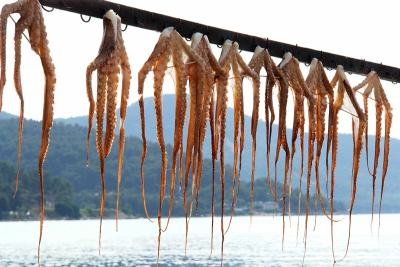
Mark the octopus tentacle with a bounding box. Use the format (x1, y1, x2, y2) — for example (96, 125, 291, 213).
(371, 102, 382, 222)
(85, 62, 98, 166)
(235, 47, 258, 207)
(378, 106, 391, 231)
(163, 44, 187, 232)
(240, 52, 260, 221)
(104, 56, 119, 158)
(212, 40, 232, 263)
(363, 96, 373, 176)
(209, 89, 216, 255)
(183, 60, 199, 254)
(37, 31, 56, 267)
(12, 19, 25, 195)
(1, 2, 23, 111)
(138, 40, 169, 222)
(152, 50, 169, 262)
(95, 68, 107, 253)
(115, 34, 131, 230)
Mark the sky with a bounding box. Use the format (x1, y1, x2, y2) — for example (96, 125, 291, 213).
(1, 0, 400, 137)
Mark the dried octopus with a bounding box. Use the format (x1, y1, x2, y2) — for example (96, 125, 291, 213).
(212, 40, 258, 261)
(279, 53, 316, 251)
(249, 46, 290, 222)
(86, 9, 131, 249)
(187, 33, 223, 217)
(305, 58, 334, 218)
(278, 54, 305, 230)
(0, 0, 56, 264)
(138, 27, 207, 260)
(352, 71, 392, 228)
(330, 66, 365, 261)
(185, 33, 226, 256)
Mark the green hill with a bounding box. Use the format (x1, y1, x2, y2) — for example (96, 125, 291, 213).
(55, 94, 400, 213)
(0, 117, 327, 220)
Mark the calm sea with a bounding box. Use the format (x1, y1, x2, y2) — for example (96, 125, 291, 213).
(0, 214, 398, 266)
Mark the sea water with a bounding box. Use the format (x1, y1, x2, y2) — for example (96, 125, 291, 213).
(0, 214, 398, 266)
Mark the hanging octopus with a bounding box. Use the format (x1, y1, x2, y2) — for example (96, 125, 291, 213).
(305, 58, 334, 218)
(86, 9, 131, 249)
(330, 66, 365, 262)
(0, 0, 56, 264)
(247, 46, 282, 219)
(264, 50, 290, 206)
(184, 33, 226, 256)
(279, 52, 316, 252)
(352, 71, 392, 229)
(212, 39, 258, 262)
(138, 27, 206, 261)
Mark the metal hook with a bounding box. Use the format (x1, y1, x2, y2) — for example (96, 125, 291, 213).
(41, 5, 54, 12)
(185, 37, 191, 42)
(80, 14, 91, 23)
(217, 43, 222, 48)
(304, 62, 310, 67)
(122, 23, 128, 32)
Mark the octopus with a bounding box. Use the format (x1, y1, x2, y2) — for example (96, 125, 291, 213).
(305, 58, 334, 218)
(85, 9, 131, 250)
(212, 39, 258, 262)
(138, 27, 206, 261)
(184, 33, 226, 256)
(247, 46, 279, 219)
(329, 66, 365, 262)
(0, 0, 56, 264)
(279, 52, 316, 252)
(352, 71, 392, 229)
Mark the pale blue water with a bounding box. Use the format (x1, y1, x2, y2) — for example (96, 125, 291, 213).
(0, 214, 399, 266)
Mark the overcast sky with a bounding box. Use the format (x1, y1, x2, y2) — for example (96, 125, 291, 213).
(2, 0, 400, 137)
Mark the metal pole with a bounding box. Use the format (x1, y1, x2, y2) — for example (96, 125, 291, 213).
(39, 0, 400, 83)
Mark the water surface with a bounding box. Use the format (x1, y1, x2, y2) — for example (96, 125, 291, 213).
(0, 214, 398, 266)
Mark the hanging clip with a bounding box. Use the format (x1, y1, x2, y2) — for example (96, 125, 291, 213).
(41, 5, 54, 12)
(121, 23, 128, 32)
(80, 14, 91, 23)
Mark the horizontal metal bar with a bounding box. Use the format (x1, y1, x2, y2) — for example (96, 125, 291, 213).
(39, 0, 400, 83)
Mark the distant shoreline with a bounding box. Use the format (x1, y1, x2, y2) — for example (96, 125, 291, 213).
(2, 211, 398, 222)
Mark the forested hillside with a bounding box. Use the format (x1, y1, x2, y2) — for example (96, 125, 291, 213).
(56, 95, 400, 213)
(0, 118, 329, 220)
